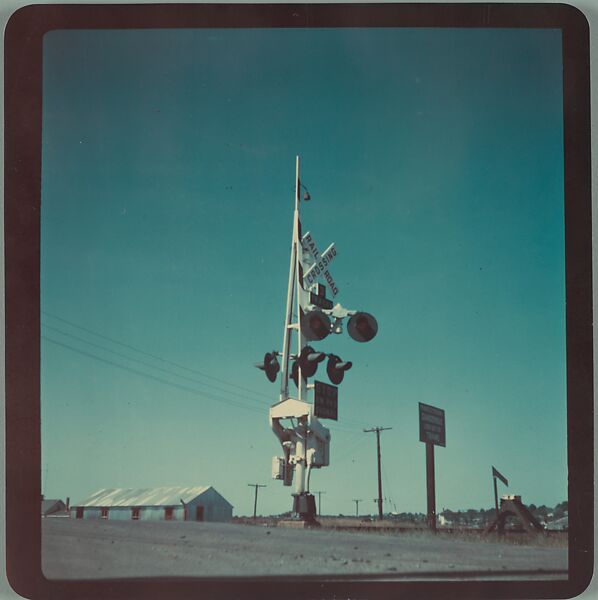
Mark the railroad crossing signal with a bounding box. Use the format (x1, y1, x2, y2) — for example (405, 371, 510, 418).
(301, 232, 339, 297)
(309, 283, 334, 310)
(347, 312, 378, 343)
(257, 156, 380, 525)
(290, 346, 326, 386)
(300, 309, 332, 341)
(256, 352, 280, 382)
(326, 354, 352, 385)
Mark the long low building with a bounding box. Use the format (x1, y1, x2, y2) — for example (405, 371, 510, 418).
(70, 486, 233, 522)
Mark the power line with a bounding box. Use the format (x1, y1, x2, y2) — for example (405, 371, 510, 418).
(327, 423, 364, 436)
(42, 310, 269, 401)
(43, 336, 264, 414)
(42, 323, 270, 408)
(42, 314, 373, 432)
(42, 312, 375, 432)
(333, 434, 370, 465)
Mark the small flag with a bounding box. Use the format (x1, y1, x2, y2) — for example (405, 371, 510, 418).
(492, 466, 508, 486)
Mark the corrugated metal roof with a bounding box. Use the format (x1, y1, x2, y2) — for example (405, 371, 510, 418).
(73, 486, 212, 507)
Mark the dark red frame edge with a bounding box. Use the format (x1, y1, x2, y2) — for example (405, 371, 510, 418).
(4, 4, 592, 600)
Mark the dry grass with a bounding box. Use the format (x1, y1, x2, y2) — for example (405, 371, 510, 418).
(231, 516, 567, 548)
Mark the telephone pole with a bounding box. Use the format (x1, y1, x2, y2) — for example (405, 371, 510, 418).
(352, 499, 363, 517)
(248, 484, 266, 519)
(364, 426, 392, 519)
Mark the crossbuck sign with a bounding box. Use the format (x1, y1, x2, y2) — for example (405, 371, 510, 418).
(301, 232, 339, 296)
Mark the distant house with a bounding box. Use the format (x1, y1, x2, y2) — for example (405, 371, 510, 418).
(547, 516, 568, 531)
(69, 487, 233, 522)
(438, 514, 453, 527)
(42, 499, 69, 517)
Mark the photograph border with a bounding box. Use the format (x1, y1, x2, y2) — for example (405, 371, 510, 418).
(4, 3, 592, 599)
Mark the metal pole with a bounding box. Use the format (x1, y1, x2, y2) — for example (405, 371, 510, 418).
(293, 156, 310, 501)
(294, 431, 306, 498)
(353, 499, 362, 517)
(278, 158, 300, 403)
(493, 476, 499, 518)
(426, 443, 436, 532)
(295, 156, 307, 405)
(376, 430, 382, 519)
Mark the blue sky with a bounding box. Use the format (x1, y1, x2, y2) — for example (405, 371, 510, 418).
(41, 27, 565, 516)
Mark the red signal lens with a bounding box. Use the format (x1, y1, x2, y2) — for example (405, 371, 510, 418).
(347, 312, 378, 343)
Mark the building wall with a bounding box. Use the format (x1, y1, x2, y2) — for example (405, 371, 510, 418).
(70, 506, 186, 521)
(69, 487, 233, 522)
(186, 488, 233, 522)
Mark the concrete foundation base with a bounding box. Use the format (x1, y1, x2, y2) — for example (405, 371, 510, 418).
(278, 519, 321, 529)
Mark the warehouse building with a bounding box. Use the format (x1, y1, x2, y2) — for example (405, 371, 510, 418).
(70, 486, 233, 522)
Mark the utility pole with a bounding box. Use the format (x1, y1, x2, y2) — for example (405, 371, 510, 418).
(248, 484, 266, 519)
(364, 426, 392, 520)
(312, 490, 325, 516)
(353, 499, 363, 517)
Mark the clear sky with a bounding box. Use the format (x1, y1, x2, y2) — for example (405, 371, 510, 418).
(41, 27, 566, 517)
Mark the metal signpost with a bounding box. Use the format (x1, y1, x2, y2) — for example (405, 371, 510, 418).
(491, 465, 509, 518)
(256, 156, 378, 526)
(419, 402, 446, 532)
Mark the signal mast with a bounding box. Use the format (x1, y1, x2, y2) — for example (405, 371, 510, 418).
(256, 156, 378, 525)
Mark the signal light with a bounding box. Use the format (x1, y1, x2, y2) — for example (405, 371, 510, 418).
(347, 312, 378, 343)
(256, 352, 280, 382)
(290, 346, 325, 387)
(327, 354, 353, 385)
(301, 309, 331, 341)
(291, 360, 299, 388)
(298, 345, 326, 378)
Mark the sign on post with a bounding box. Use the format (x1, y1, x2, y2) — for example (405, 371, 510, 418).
(310, 292, 333, 310)
(419, 402, 445, 533)
(419, 402, 446, 447)
(314, 380, 338, 420)
(301, 232, 340, 296)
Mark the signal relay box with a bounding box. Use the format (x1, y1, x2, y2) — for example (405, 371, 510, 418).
(272, 456, 293, 485)
(272, 456, 284, 479)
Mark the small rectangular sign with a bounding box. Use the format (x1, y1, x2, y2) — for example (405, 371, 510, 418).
(419, 402, 446, 447)
(314, 380, 338, 420)
(310, 292, 333, 310)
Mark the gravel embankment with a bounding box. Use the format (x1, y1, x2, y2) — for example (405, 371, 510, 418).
(42, 518, 567, 580)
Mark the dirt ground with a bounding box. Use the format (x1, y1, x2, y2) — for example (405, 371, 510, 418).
(42, 518, 567, 580)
